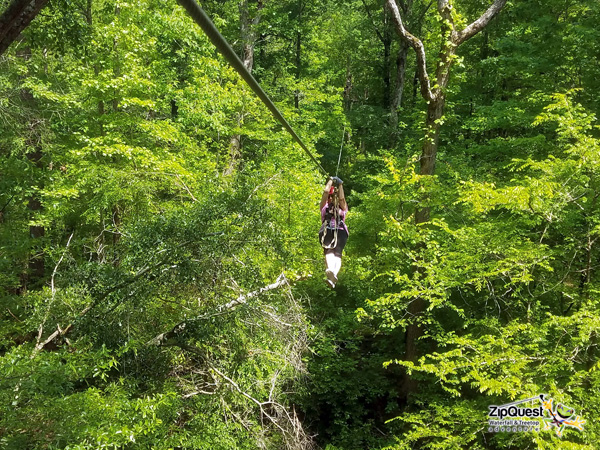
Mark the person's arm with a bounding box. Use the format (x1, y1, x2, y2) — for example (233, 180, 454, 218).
(338, 183, 348, 211)
(320, 178, 333, 210)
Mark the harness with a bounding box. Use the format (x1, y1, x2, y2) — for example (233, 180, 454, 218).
(320, 188, 345, 249)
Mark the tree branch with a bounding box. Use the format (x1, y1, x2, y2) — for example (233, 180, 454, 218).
(456, 0, 507, 45)
(148, 273, 306, 346)
(30, 304, 91, 358)
(32, 232, 74, 357)
(385, 0, 434, 102)
(50, 232, 74, 295)
(433, 0, 458, 92)
(417, 1, 433, 25)
(208, 362, 300, 439)
(219, 272, 290, 311)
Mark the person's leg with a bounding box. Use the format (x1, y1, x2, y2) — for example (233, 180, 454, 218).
(330, 229, 347, 278)
(322, 229, 347, 288)
(324, 251, 338, 288)
(325, 252, 341, 278)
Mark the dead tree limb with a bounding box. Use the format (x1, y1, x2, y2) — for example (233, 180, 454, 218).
(148, 273, 307, 347)
(31, 232, 74, 358)
(207, 361, 313, 450)
(385, 0, 434, 103)
(30, 304, 91, 357)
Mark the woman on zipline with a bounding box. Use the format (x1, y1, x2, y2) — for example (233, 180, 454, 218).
(319, 177, 348, 288)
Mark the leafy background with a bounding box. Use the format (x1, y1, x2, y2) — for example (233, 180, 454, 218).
(1, 0, 599, 449)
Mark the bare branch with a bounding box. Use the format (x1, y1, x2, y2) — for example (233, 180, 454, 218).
(30, 305, 92, 358)
(208, 362, 313, 449)
(148, 273, 309, 346)
(32, 232, 74, 357)
(51, 232, 74, 295)
(211, 364, 264, 407)
(456, 0, 508, 45)
(183, 389, 216, 398)
(385, 0, 434, 102)
(158, 281, 313, 450)
(219, 273, 289, 311)
(246, 172, 281, 202)
(174, 174, 198, 202)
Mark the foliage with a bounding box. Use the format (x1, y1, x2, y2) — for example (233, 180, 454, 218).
(2, 0, 600, 449)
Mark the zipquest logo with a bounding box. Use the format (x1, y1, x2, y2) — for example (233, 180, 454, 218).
(488, 394, 586, 437)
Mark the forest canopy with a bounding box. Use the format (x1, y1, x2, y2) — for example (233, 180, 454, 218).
(1, 0, 600, 449)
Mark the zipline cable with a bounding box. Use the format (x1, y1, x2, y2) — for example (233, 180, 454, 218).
(176, 0, 329, 177)
(336, 128, 344, 177)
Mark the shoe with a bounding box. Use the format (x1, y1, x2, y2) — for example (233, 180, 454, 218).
(325, 269, 338, 286)
(326, 279, 336, 289)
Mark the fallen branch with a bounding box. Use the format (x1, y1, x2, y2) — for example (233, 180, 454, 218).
(32, 232, 74, 358)
(207, 362, 307, 445)
(30, 304, 92, 358)
(156, 290, 314, 450)
(148, 273, 307, 347)
(219, 272, 289, 311)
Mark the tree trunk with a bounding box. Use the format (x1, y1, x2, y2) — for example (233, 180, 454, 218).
(224, 0, 262, 176)
(382, 15, 391, 109)
(401, 96, 445, 397)
(294, 28, 301, 109)
(84, 0, 92, 25)
(240, 0, 256, 72)
(343, 58, 353, 111)
(0, 0, 50, 56)
(27, 179, 45, 282)
(386, 0, 508, 399)
(294, 0, 303, 109)
(112, 6, 121, 112)
(389, 41, 409, 147)
(18, 46, 46, 288)
(225, 118, 243, 176)
(414, 95, 445, 223)
(361, 0, 393, 109)
(400, 296, 425, 397)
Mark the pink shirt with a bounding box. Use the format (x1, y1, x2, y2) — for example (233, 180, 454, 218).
(321, 202, 348, 234)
